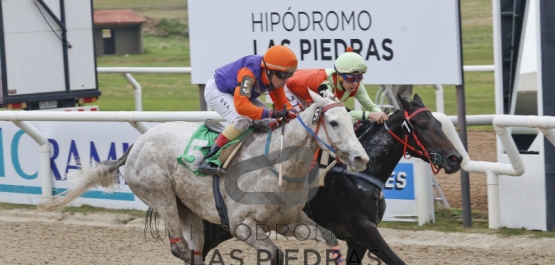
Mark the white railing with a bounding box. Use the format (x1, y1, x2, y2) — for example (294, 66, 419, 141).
(463, 65, 495, 72)
(435, 113, 555, 229)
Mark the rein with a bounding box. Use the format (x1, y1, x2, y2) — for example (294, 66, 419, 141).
(264, 131, 307, 183)
(382, 108, 441, 174)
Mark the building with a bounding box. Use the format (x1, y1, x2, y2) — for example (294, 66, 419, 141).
(93, 9, 147, 56)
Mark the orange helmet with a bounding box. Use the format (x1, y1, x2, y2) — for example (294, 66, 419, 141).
(261, 45, 298, 74)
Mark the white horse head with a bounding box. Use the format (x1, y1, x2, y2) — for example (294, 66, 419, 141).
(300, 89, 368, 172)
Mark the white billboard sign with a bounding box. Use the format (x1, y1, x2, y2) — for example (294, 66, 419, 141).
(0, 0, 98, 105)
(189, 0, 462, 85)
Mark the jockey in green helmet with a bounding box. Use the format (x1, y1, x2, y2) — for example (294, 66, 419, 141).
(284, 47, 389, 123)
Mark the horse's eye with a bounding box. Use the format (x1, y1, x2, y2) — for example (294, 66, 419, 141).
(418, 124, 427, 129)
(330, 120, 339, 127)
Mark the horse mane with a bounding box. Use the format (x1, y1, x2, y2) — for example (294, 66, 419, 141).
(355, 96, 425, 138)
(251, 99, 324, 136)
(355, 109, 404, 139)
(384, 109, 406, 129)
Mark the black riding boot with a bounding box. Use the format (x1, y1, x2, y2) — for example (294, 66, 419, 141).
(197, 144, 225, 175)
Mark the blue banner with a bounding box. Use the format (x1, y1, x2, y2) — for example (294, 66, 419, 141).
(383, 163, 415, 200)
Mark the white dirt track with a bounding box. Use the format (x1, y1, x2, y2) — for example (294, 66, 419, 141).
(1, 209, 554, 265)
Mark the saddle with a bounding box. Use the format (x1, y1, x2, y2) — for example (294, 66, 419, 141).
(204, 119, 274, 133)
(203, 119, 274, 167)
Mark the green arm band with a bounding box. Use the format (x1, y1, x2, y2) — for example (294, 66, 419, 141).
(348, 110, 365, 121)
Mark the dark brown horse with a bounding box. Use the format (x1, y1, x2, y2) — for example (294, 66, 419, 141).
(169, 94, 462, 264)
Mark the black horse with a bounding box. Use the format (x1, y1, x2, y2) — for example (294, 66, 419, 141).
(156, 94, 463, 264)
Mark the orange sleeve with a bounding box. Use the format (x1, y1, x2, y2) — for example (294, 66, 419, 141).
(233, 88, 265, 120)
(237, 68, 255, 84)
(269, 87, 293, 111)
(285, 69, 328, 103)
(233, 67, 264, 120)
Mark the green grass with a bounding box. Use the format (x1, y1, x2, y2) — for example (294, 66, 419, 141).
(57, 204, 146, 218)
(379, 207, 555, 238)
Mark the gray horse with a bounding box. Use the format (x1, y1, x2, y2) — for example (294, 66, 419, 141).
(39, 90, 369, 265)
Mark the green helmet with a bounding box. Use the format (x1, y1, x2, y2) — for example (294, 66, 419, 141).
(334, 48, 367, 74)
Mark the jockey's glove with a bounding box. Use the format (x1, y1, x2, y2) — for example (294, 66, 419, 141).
(268, 119, 281, 130)
(271, 109, 298, 121)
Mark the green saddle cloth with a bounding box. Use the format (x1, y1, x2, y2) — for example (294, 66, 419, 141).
(177, 124, 252, 176)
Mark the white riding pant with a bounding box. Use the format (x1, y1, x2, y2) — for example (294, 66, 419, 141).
(204, 78, 269, 132)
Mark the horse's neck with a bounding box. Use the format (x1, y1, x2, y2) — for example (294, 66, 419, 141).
(360, 116, 408, 183)
(282, 116, 315, 148)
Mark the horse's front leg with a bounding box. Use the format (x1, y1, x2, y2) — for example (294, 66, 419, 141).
(279, 213, 346, 265)
(233, 217, 284, 265)
(350, 220, 405, 265)
(345, 241, 368, 265)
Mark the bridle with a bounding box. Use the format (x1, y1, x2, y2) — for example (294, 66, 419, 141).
(297, 101, 346, 161)
(264, 101, 346, 184)
(382, 108, 442, 174)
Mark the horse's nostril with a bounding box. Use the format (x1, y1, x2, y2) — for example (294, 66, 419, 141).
(355, 156, 364, 163)
(448, 155, 461, 163)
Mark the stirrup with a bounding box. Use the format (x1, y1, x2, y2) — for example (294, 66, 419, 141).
(198, 160, 226, 176)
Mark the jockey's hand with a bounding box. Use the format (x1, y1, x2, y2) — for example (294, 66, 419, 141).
(270, 109, 289, 119)
(285, 108, 298, 122)
(270, 109, 287, 119)
(367, 112, 389, 124)
(268, 119, 281, 130)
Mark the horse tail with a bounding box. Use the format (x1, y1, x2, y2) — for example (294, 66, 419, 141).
(144, 207, 165, 242)
(38, 145, 134, 212)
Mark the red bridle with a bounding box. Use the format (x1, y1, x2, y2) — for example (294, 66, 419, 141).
(385, 108, 441, 175)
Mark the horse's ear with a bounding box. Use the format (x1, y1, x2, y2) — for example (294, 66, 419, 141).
(309, 89, 326, 106)
(397, 93, 410, 110)
(413, 94, 424, 105)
